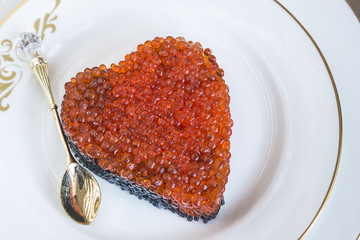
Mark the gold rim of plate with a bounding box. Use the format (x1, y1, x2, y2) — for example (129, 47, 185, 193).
(272, 2, 342, 239)
(0, 0, 344, 239)
(345, 0, 360, 24)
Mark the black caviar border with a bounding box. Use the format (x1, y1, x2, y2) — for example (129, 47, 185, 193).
(66, 138, 225, 223)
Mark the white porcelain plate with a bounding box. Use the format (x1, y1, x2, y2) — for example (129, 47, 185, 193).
(0, 0, 341, 239)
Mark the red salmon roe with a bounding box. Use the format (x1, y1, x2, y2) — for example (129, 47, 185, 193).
(61, 36, 232, 217)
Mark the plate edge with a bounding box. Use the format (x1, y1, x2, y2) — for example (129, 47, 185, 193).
(345, 0, 360, 23)
(273, 1, 343, 239)
(0, 0, 29, 27)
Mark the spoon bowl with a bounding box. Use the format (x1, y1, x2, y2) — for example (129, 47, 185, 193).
(61, 162, 101, 224)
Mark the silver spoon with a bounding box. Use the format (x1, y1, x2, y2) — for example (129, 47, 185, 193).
(19, 32, 101, 225)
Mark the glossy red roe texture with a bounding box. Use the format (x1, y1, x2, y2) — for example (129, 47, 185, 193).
(60, 36, 233, 217)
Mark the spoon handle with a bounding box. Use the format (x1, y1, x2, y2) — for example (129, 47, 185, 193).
(31, 54, 73, 167)
(20, 33, 73, 166)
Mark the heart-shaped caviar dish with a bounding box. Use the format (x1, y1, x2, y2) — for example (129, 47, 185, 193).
(60, 36, 232, 222)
